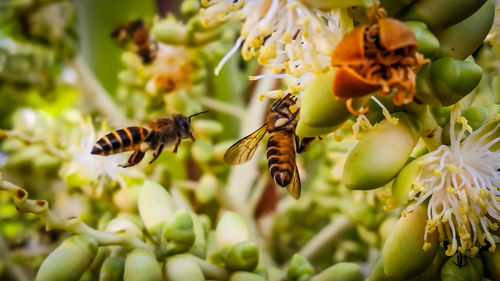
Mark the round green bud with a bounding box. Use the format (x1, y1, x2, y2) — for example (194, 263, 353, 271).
(152, 19, 187, 45)
(191, 120, 224, 138)
(406, 247, 447, 281)
(163, 210, 196, 255)
(401, 0, 486, 31)
(310, 262, 362, 281)
(404, 21, 440, 59)
(189, 212, 207, 259)
(287, 254, 315, 281)
(164, 254, 205, 281)
(99, 255, 125, 281)
(378, 217, 398, 244)
(430, 57, 483, 106)
(121, 52, 142, 70)
(229, 271, 267, 281)
(112, 186, 139, 213)
(391, 155, 427, 205)
(222, 241, 259, 271)
(180, 0, 200, 18)
(191, 139, 214, 163)
(296, 69, 369, 138)
(441, 256, 483, 281)
(124, 249, 162, 281)
(435, 0, 494, 60)
(382, 204, 439, 280)
(195, 174, 218, 204)
(461, 106, 495, 130)
(36, 235, 98, 281)
(138, 181, 175, 241)
(481, 247, 500, 281)
(216, 212, 249, 249)
(105, 217, 143, 238)
(343, 113, 420, 190)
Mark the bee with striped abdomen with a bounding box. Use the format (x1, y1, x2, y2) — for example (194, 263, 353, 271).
(224, 94, 314, 199)
(92, 111, 208, 167)
(111, 19, 156, 64)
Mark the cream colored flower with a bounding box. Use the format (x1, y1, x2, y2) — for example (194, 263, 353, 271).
(200, 0, 343, 95)
(405, 106, 500, 256)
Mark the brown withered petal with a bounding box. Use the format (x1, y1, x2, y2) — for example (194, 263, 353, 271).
(331, 17, 427, 111)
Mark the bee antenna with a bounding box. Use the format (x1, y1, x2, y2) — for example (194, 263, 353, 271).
(188, 111, 209, 122)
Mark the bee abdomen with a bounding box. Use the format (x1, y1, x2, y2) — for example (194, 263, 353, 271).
(266, 133, 295, 187)
(92, 127, 149, 156)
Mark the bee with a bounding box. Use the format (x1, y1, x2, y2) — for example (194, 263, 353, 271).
(91, 111, 209, 167)
(224, 94, 314, 199)
(110, 19, 156, 64)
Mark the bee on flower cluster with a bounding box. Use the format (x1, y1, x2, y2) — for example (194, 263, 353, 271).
(111, 19, 157, 64)
(224, 94, 314, 199)
(91, 112, 208, 167)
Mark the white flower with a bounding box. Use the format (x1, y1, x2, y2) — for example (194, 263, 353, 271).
(405, 106, 500, 256)
(200, 0, 343, 94)
(62, 116, 131, 191)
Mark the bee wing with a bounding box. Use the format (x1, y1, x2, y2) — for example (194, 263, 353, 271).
(285, 164, 301, 199)
(224, 124, 268, 164)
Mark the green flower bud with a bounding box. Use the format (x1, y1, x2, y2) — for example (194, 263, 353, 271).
(406, 247, 447, 281)
(441, 256, 483, 281)
(382, 204, 439, 280)
(36, 235, 98, 281)
(432, 106, 453, 127)
(482, 246, 500, 281)
(404, 21, 440, 59)
(192, 120, 223, 138)
(391, 156, 426, 205)
(216, 212, 249, 249)
(461, 106, 495, 130)
(229, 271, 267, 281)
(267, 267, 286, 281)
(416, 58, 483, 107)
(153, 18, 187, 45)
(112, 186, 139, 213)
(222, 241, 259, 271)
(121, 52, 142, 70)
(287, 254, 315, 281)
(196, 174, 218, 204)
(105, 217, 143, 238)
(435, 0, 494, 60)
(9, 145, 45, 166)
(1, 138, 25, 153)
(99, 255, 125, 281)
(401, 0, 485, 31)
(191, 139, 213, 163)
(118, 70, 143, 86)
(378, 217, 398, 243)
(163, 210, 195, 255)
(366, 259, 388, 281)
(124, 249, 162, 281)
(189, 212, 207, 259)
(296, 69, 369, 138)
(343, 113, 420, 190)
(33, 154, 60, 170)
(379, 0, 414, 16)
(310, 262, 362, 281)
(213, 140, 235, 162)
(180, 0, 200, 18)
(138, 181, 175, 241)
(164, 254, 205, 281)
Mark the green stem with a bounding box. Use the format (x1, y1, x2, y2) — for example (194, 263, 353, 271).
(0, 181, 155, 253)
(294, 216, 353, 264)
(406, 103, 443, 151)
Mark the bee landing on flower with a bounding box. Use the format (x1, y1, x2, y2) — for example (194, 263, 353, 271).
(404, 106, 500, 257)
(200, 0, 342, 78)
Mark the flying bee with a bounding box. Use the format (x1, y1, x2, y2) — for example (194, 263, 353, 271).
(91, 111, 209, 167)
(224, 94, 314, 199)
(110, 19, 156, 64)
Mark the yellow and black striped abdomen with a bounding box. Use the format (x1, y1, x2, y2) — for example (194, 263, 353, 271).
(91, 127, 149, 156)
(266, 132, 296, 187)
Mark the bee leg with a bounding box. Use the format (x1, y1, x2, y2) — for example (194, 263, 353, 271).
(172, 139, 181, 153)
(119, 150, 145, 168)
(148, 144, 164, 164)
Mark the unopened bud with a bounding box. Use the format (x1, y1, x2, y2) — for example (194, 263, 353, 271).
(311, 262, 362, 281)
(230, 271, 267, 281)
(36, 235, 98, 281)
(216, 212, 249, 249)
(99, 255, 125, 281)
(124, 249, 162, 281)
(287, 254, 315, 281)
(440, 256, 483, 281)
(138, 181, 175, 241)
(164, 254, 205, 281)
(163, 210, 195, 255)
(222, 241, 259, 271)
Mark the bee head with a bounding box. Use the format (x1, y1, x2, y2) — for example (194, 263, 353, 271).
(174, 111, 209, 141)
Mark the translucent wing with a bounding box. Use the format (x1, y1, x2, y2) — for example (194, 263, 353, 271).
(224, 124, 268, 165)
(285, 165, 301, 199)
